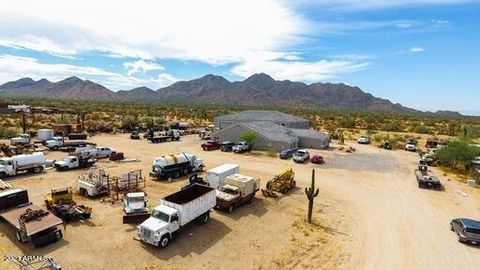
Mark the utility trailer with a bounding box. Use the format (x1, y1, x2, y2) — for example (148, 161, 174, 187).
(138, 184, 215, 248)
(414, 164, 442, 189)
(0, 189, 63, 248)
(147, 130, 180, 143)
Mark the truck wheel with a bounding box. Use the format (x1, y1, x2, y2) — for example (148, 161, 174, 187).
(457, 234, 465, 243)
(160, 235, 170, 248)
(174, 171, 180, 178)
(53, 146, 59, 150)
(33, 167, 41, 173)
(183, 168, 189, 175)
(450, 223, 454, 231)
(228, 206, 234, 213)
(198, 212, 210, 224)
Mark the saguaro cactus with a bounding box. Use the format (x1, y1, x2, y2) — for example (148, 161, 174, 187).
(305, 169, 319, 223)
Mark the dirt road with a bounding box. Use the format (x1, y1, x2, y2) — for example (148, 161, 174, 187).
(0, 134, 479, 269)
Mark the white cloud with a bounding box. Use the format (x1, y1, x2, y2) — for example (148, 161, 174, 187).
(0, 54, 178, 90)
(0, 0, 305, 65)
(410, 47, 425, 52)
(123, 60, 164, 76)
(231, 54, 369, 82)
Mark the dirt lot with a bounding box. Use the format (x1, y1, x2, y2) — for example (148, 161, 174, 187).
(1, 134, 479, 270)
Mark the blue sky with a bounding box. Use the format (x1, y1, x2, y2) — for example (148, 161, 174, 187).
(0, 0, 479, 114)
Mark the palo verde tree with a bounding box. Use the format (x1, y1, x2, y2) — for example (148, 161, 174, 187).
(305, 169, 320, 223)
(238, 131, 259, 153)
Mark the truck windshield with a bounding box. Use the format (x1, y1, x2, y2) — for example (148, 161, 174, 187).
(0, 160, 5, 166)
(151, 210, 170, 222)
(128, 197, 144, 203)
(223, 188, 238, 195)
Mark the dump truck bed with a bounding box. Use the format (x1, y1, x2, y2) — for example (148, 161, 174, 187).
(0, 204, 63, 236)
(162, 184, 216, 226)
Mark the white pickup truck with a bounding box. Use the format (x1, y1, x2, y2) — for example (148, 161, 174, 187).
(138, 184, 216, 248)
(10, 134, 30, 146)
(232, 141, 250, 153)
(54, 156, 96, 171)
(293, 149, 310, 163)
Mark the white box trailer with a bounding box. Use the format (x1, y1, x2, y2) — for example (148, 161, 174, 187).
(37, 129, 54, 141)
(138, 184, 215, 248)
(206, 164, 240, 189)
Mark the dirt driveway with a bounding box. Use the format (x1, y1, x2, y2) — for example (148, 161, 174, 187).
(1, 134, 479, 270)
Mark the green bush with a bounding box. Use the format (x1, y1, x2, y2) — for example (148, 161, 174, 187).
(338, 117, 356, 128)
(413, 125, 430, 134)
(0, 126, 17, 138)
(436, 141, 480, 171)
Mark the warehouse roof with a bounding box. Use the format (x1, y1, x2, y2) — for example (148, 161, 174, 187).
(238, 121, 299, 143)
(290, 129, 330, 140)
(215, 110, 309, 123)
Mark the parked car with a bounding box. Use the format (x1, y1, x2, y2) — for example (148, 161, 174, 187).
(232, 142, 250, 153)
(357, 136, 370, 144)
(201, 141, 220, 151)
(220, 141, 235, 152)
(450, 218, 480, 245)
(311, 155, 324, 164)
(405, 139, 417, 152)
(293, 149, 310, 163)
(279, 148, 297, 159)
(130, 131, 140, 140)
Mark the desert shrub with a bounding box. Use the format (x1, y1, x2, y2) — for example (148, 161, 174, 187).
(413, 125, 430, 134)
(338, 117, 356, 128)
(382, 122, 403, 132)
(436, 141, 480, 172)
(121, 115, 140, 130)
(0, 126, 17, 138)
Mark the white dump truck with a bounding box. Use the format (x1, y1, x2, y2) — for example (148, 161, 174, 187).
(150, 153, 204, 180)
(0, 153, 46, 177)
(216, 174, 260, 213)
(206, 164, 240, 189)
(37, 129, 54, 142)
(138, 184, 216, 248)
(10, 134, 30, 146)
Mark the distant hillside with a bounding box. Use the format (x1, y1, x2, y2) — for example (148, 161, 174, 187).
(0, 73, 420, 112)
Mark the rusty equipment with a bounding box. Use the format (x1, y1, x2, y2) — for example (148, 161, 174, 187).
(19, 208, 49, 223)
(262, 168, 296, 196)
(45, 187, 92, 223)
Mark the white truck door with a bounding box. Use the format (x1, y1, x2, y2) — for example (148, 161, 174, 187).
(6, 161, 14, 175)
(169, 214, 180, 232)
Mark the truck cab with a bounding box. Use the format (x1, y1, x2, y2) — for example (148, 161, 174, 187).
(0, 158, 15, 176)
(138, 205, 179, 247)
(124, 192, 148, 214)
(10, 134, 30, 146)
(46, 137, 65, 149)
(54, 156, 79, 171)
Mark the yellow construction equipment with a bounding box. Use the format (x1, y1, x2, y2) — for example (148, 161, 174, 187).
(45, 187, 92, 223)
(263, 168, 296, 196)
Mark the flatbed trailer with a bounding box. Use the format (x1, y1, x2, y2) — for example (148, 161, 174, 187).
(414, 164, 441, 189)
(0, 203, 63, 247)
